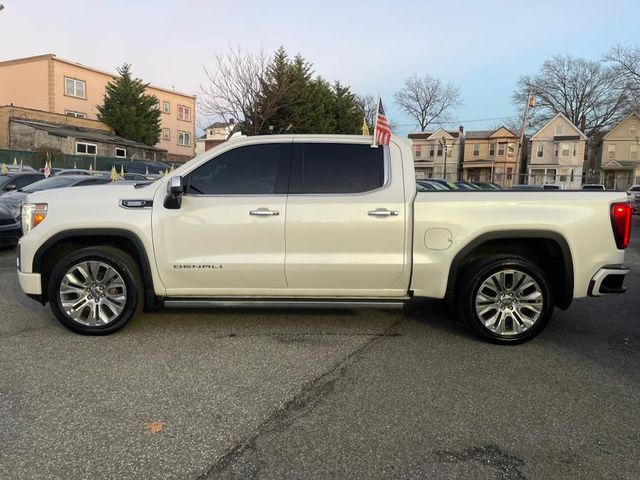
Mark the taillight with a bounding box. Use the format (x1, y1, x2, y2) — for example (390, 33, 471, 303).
(610, 202, 632, 249)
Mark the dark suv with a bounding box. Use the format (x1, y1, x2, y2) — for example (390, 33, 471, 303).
(0, 172, 45, 196)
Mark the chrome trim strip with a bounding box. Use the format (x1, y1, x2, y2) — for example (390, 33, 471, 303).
(119, 199, 153, 209)
(163, 299, 406, 309)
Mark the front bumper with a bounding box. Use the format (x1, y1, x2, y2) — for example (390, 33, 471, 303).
(588, 265, 629, 296)
(18, 270, 42, 296)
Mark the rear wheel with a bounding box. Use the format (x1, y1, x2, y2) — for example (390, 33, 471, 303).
(456, 256, 554, 344)
(48, 246, 143, 335)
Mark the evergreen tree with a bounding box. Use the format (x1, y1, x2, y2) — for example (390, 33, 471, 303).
(256, 48, 362, 135)
(97, 64, 161, 146)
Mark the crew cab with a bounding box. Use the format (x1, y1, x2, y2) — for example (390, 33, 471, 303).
(16, 135, 632, 343)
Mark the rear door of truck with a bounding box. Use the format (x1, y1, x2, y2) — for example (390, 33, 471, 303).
(284, 139, 409, 296)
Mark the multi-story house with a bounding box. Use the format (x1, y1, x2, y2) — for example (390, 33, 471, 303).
(528, 113, 586, 189)
(600, 111, 640, 190)
(462, 127, 519, 186)
(0, 54, 196, 162)
(408, 127, 463, 180)
(195, 120, 235, 155)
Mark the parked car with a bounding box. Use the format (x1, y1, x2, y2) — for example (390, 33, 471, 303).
(122, 173, 161, 182)
(0, 175, 112, 215)
(113, 161, 170, 175)
(0, 172, 45, 196)
(0, 202, 21, 248)
(3, 164, 36, 172)
(427, 179, 458, 190)
(581, 184, 606, 191)
(472, 182, 502, 191)
(454, 181, 480, 190)
(417, 180, 450, 192)
(55, 169, 109, 177)
(510, 184, 561, 191)
(626, 184, 640, 196)
(16, 134, 632, 344)
(628, 185, 640, 214)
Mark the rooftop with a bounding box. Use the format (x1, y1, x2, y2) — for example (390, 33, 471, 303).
(12, 118, 166, 152)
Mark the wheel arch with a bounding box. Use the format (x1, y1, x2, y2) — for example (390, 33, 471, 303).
(32, 228, 156, 307)
(446, 230, 574, 309)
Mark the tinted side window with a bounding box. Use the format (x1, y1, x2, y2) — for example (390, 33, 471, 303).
(291, 143, 384, 194)
(187, 144, 289, 195)
(13, 175, 39, 189)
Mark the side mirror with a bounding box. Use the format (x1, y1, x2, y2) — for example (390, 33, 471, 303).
(168, 175, 184, 195)
(5, 184, 16, 191)
(164, 175, 184, 209)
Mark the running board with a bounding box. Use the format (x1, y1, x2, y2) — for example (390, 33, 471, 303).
(163, 298, 407, 310)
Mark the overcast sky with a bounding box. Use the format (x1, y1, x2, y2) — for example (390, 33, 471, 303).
(1, 0, 640, 134)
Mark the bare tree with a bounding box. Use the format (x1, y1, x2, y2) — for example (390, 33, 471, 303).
(356, 94, 377, 127)
(394, 75, 461, 131)
(200, 47, 288, 135)
(604, 44, 640, 110)
(513, 55, 629, 137)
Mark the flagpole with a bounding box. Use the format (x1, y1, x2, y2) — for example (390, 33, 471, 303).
(372, 96, 380, 148)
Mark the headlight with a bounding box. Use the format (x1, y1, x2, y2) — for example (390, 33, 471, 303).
(21, 203, 48, 235)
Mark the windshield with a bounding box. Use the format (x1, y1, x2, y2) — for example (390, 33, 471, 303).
(0, 175, 14, 189)
(21, 177, 78, 192)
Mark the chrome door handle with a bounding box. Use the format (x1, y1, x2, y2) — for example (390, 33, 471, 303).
(249, 208, 279, 216)
(368, 208, 399, 217)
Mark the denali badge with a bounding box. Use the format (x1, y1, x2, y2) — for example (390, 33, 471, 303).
(173, 264, 223, 270)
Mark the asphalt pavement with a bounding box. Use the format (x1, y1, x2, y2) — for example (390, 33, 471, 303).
(1, 220, 639, 479)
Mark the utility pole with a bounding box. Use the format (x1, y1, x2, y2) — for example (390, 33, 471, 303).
(440, 137, 449, 180)
(513, 92, 535, 185)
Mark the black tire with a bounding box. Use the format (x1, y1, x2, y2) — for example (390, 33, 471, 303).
(48, 246, 143, 335)
(456, 255, 554, 344)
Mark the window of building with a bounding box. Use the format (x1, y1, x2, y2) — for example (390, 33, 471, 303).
(162, 101, 170, 114)
(608, 144, 616, 160)
(115, 148, 127, 158)
(561, 143, 570, 157)
(555, 125, 563, 135)
(429, 145, 435, 157)
(187, 143, 288, 195)
(472, 144, 480, 156)
(65, 110, 86, 119)
(573, 143, 577, 156)
(489, 143, 495, 156)
(536, 144, 544, 158)
(76, 142, 97, 155)
(506, 167, 513, 180)
(629, 124, 637, 135)
(507, 143, 515, 157)
(437, 144, 443, 157)
(178, 131, 191, 146)
(290, 143, 384, 194)
(64, 77, 86, 99)
(162, 128, 171, 141)
(178, 105, 191, 121)
(415, 146, 421, 158)
(497, 143, 505, 156)
(630, 144, 638, 160)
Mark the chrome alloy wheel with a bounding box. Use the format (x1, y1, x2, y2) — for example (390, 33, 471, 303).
(474, 269, 544, 336)
(58, 261, 127, 326)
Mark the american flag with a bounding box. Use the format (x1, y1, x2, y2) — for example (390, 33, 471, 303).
(374, 98, 391, 145)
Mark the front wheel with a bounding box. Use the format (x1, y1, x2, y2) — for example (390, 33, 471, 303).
(456, 256, 554, 344)
(48, 246, 143, 335)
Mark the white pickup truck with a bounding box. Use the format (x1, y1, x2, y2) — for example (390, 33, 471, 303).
(16, 135, 632, 343)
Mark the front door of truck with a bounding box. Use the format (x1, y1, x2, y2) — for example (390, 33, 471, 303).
(153, 142, 291, 296)
(284, 141, 408, 296)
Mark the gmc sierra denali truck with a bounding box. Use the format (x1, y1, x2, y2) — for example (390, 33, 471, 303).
(16, 135, 632, 343)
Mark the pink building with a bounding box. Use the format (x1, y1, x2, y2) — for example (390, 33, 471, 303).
(0, 54, 196, 162)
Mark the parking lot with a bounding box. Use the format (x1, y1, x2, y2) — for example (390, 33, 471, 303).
(0, 220, 638, 480)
